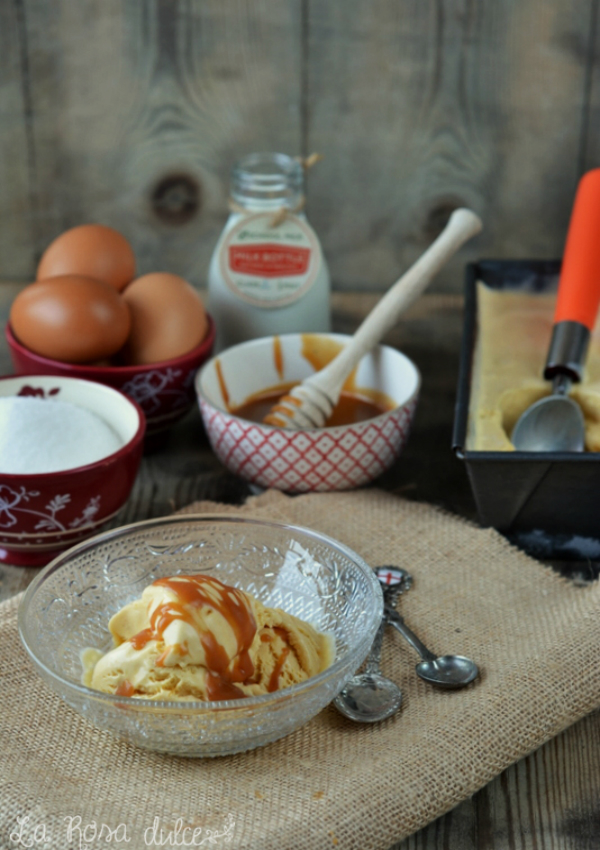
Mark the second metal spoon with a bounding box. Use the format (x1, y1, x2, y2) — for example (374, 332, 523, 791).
(385, 606, 479, 689)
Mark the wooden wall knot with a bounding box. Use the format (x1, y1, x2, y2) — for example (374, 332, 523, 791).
(152, 175, 201, 225)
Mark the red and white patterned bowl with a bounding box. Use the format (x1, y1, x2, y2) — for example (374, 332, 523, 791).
(0, 375, 145, 566)
(195, 334, 420, 493)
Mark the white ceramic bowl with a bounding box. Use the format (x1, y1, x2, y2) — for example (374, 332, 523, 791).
(195, 333, 420, 492)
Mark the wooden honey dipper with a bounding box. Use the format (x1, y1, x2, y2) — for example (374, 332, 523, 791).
(264, 208, 482, 429)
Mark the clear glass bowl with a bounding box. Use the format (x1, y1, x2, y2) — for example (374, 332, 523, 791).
(19, 515, 382, 757)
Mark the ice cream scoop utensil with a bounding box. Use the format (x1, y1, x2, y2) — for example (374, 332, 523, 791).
(264, 208, 482, 428)
(385, 606, 479, 688)
(333, 574, 404, 722)
(512, 169, 600, 452)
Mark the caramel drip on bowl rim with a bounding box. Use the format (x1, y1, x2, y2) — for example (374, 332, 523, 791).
(214, 358, 231, 411)
(273, 336, 284, 380)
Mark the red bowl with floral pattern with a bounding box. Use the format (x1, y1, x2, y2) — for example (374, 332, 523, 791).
(0, 375, 144, 566)
(5, 317, 215, 444)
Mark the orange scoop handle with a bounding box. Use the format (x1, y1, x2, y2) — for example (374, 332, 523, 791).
(555, 168, 600, 329)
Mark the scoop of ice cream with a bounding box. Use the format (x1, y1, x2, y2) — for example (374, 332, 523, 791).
(84, 574, 333, 701)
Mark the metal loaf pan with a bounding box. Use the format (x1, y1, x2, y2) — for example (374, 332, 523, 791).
(453, 260, 600, 548)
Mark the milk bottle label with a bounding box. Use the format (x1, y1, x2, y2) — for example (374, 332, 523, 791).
(219, 213, 321, 308)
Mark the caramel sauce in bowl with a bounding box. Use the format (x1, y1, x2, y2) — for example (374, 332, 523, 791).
(195, 333, 420, 492)
(231, 387, 396, 428)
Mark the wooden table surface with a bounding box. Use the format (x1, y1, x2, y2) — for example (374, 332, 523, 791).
(1, 285, 599, 850)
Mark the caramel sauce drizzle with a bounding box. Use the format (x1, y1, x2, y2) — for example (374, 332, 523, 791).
(115, 680, 135, 698)
(155, 642, 188, 667)
(268, 627, 292, 693)
(128, 574, 257, 701)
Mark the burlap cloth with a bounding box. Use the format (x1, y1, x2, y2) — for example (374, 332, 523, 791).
(2, 489, 600, 850)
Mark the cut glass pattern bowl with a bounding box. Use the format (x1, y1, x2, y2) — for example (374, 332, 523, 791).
(19, 515, 382, 757)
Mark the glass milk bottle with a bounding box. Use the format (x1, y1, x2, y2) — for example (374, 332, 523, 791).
(208, 152, 331, 351)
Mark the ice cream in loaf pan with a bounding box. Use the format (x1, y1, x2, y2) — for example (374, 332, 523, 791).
(468, 282, 600, 451)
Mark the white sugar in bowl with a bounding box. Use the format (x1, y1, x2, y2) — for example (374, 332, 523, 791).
(0, 375, 145, 566)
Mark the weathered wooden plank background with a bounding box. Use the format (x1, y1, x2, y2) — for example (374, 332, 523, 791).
(0, 0, 598, 292)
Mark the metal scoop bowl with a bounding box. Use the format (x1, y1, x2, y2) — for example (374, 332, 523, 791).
(512, 374, 585, 452)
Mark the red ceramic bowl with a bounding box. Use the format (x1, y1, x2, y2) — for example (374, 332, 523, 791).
(0, 375, 145, 566)
(6, 316, 215, 441)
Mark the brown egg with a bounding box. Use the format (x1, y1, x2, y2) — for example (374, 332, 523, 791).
(37, 224, 135, 291)
(10, 275, 131, 363)
(122, 272, 208, 365)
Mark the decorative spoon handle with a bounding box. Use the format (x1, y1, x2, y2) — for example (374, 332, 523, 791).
(376, 565, 413, 609)
(385, 607, 437, 663)
(363, 618, 387, 675)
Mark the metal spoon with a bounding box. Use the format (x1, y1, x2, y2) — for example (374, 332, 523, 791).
(333, 614, 402, 723)
(385, 606, 479, 688)
(333, 569, 407, 722)
(377, 565, 479, 688)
